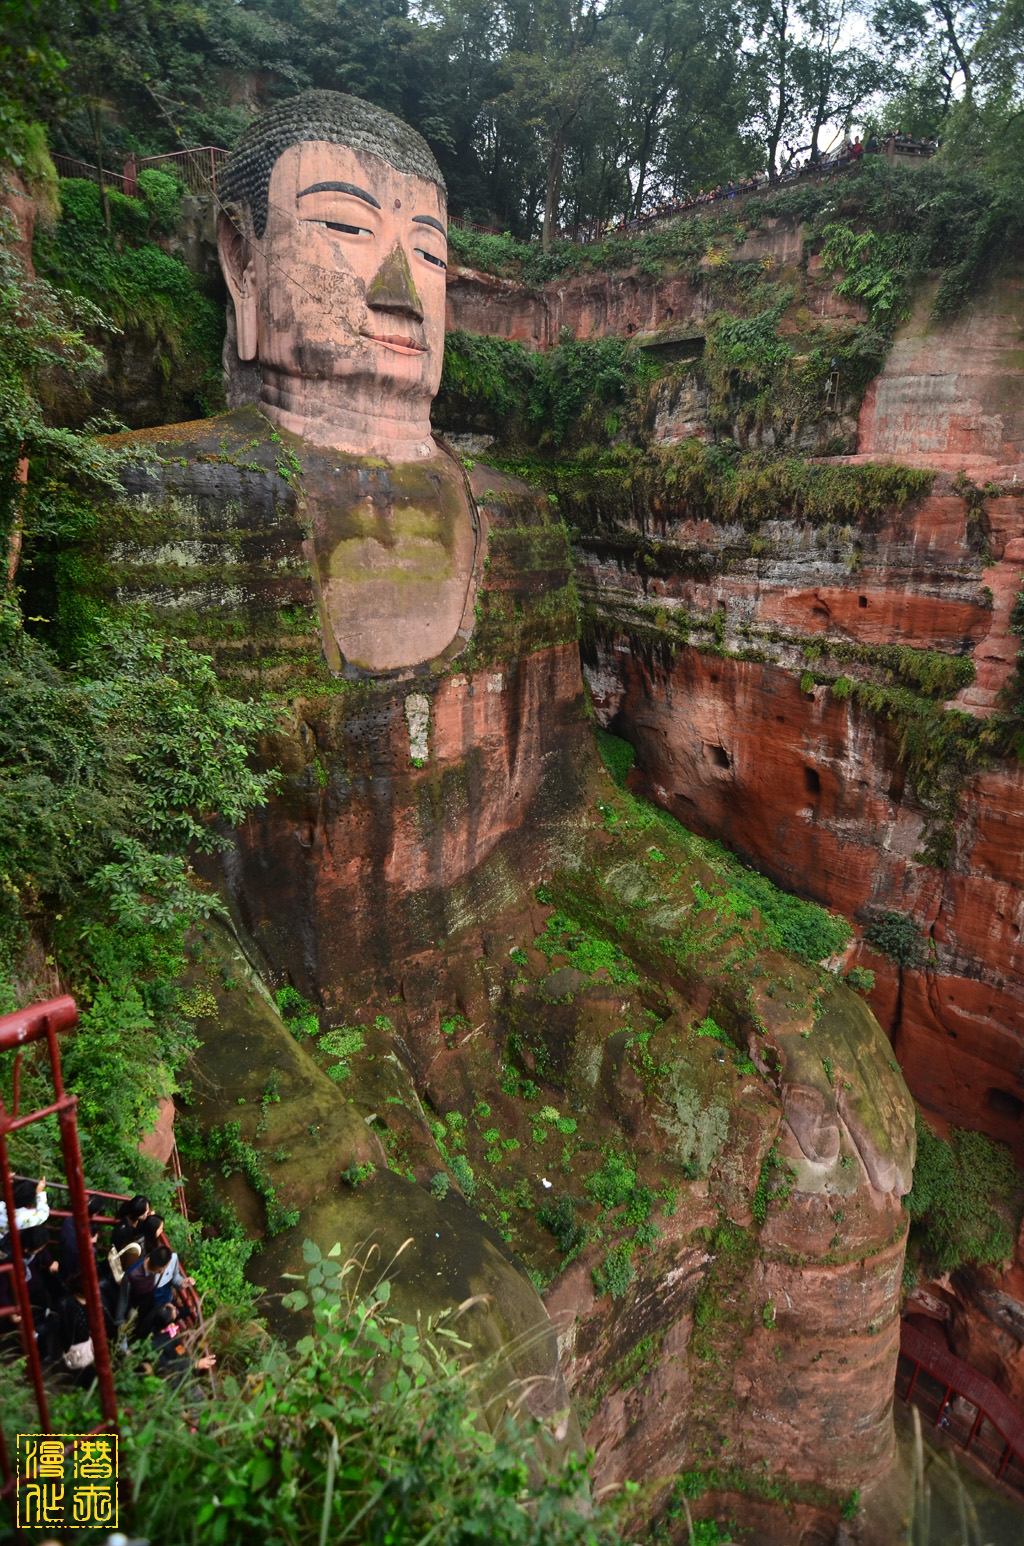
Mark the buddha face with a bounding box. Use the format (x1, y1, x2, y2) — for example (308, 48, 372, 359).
(221, 140, 448, 418)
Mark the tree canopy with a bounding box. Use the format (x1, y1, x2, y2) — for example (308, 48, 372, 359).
(10, 0, 1024, 244)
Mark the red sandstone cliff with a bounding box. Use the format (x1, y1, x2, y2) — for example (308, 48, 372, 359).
(572, 256, 1024, 1161)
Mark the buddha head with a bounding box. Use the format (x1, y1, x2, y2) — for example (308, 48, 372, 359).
(218, 91, 448, 458)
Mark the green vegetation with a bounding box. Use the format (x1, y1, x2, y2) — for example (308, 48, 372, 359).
(658, 1461, 838, 1530)
(449, 159, 1022, 323)
(595, 728, 635, 789)
(539, 441, 933, 535)
(275, 984, 321, 1038)
(0, 611, 276, 1190)
(537, 1194, 586, 1257)
(816, 161, 1022, 325)
(592, 1241, 636, 1300)
(0, 197, 277, 1300)
(584, 1152, 638, 1210)
(178, 1118, 300, 1236)
(450, 1153, 477, 1200)
(578, 760, 852, 970)
(904, 1115, 1022, 1273)
(536, 912, 640, 985)
(440, 331, 646, 446)
(751, 1145, 796, 1224)
(1, 1243, 625, 1546)
(318, 1024, 366, 1082)
(865, 913, 924, 969)
(845, 966, 876, 995)
(34, 176, 225, 421)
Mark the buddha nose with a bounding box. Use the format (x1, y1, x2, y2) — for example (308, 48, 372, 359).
(366, 241, 424, 323)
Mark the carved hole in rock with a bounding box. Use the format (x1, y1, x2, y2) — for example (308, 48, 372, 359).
(858, 594, 868, 608)
(986, 1087, 1024, 1121)
(705, 743, 731, 770)
(775, 715, 785, 724)
(804, 766, 821, 797)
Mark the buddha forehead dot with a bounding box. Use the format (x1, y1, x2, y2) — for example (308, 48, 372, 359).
(394, 198, 401, 209)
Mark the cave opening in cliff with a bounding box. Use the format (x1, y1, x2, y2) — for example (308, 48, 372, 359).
(986, 1088, 1024, 1122)
(705, 742, 731, 769)
(804, 766, 821, 797)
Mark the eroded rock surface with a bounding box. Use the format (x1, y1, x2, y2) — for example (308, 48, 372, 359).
(573, 451, 1024, 1163)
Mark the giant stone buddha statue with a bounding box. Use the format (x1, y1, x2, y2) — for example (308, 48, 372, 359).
(95, 89, 587, 986)
(217, 93, 478, 674)
(87, 91, 588, 1441)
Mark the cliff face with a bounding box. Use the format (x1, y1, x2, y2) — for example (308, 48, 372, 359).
(578, 473, 1024, 1162)
(567, 261, 1024, 1164)
(445, 217, 862, 349)
(856, 266, 1024, 477)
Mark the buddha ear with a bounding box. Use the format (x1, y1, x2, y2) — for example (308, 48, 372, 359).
(218, 211, 258, 361)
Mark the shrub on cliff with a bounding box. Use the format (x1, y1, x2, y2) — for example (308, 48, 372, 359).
(904, 1116, 1022, 1273)
(864, 912, 923, 969)
(0, 611, 279, 1186)
(32, 174, 225, 421)
(439, 330, 643, 446)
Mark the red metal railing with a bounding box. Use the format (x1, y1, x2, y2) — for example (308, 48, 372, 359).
(0, 997, 118, 1526)
(898, 1317, 1024, 1492)
(51, 147, 228, 198)
(51, 153, 129, 191)
(138, 146, 229, 196)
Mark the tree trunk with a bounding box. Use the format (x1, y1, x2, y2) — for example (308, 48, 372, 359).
(6, 457, 27, 587)
(91, 107, 111, 236)
(543, 126, 567, 252)
(631, 115, 657, 218)
(936, 1, 972, 101)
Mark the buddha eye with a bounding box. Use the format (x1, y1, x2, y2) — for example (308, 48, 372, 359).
(306, 219, 373, 237)
(415, 248, 447, 270)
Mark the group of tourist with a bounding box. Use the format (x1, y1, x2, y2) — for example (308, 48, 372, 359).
(0, 1178, 214, 1386)
(572, 132, 938, 241)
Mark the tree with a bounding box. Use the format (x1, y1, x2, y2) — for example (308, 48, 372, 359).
(872, 0, 1000, 118)
(744, 0, 802, 172)
(608, 0, 749, 214)
(497, 0, 609, 248)
(791, 0, 881, 160)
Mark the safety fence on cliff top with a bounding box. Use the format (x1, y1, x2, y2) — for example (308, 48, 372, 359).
(51, 146, 229, 198)
(898, 1317, 1024, 1493)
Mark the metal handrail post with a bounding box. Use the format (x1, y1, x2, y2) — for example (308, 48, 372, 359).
(0, 1125, 50, 1431)
(42, 1009, 117, 1427)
